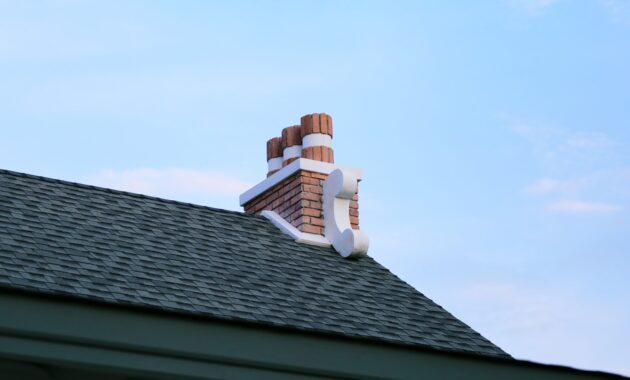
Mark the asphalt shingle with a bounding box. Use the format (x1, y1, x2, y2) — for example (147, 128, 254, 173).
(0, 168, 508, 358)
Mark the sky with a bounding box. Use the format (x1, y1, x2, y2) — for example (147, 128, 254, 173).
(1, 0, 629, 376)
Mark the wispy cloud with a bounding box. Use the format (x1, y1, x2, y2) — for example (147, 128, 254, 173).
(600, 0, 630, 24)
(510, 117, 627, 215)
(525, 178, 564, 194)
(546, 200, 619, 213)
(86, 168, 252, 201)
(565, 133, 617, 149)
(525, 175, 622, 214)
(511, 122, 618, 164)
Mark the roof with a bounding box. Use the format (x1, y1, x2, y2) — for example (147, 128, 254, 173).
(0, 168, 508, 358)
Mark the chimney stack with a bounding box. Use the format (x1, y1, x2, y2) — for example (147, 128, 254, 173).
(281, 125, 303, 167)
(240, 113, 368, 258)
(266, 137, 282, 177)
(300, 113, 334, 163)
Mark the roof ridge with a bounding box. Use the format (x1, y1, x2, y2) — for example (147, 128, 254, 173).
(0, 168, 256, 219)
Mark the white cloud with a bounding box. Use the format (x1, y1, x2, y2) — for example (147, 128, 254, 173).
(524, 169, 630, 214)
(565, 133, 617, 149)
(525, 178, 562, 194)
(87, 168, 252, 200)
(511, 117, 628, 214)
(546, 200, 620, 214)
(512, 124, 619, 165)
(524, 177, 589, 196)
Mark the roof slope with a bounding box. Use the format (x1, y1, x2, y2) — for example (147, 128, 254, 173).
(0, 168, 507, 358)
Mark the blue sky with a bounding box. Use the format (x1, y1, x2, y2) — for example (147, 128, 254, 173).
(1, 0, 629, 376)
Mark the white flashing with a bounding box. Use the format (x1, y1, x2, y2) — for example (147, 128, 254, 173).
(283, 145, 302, 161)
(323, 168, 369, 258)
(302, 133, 332, 148)
(267, 157, 283, 172)
(239, 158, 361, 206)
(261, 210, 331, 247)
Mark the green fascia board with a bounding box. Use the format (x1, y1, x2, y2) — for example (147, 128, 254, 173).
(0, 290, 625, 380)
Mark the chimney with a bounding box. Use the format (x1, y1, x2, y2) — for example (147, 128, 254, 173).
(281, 125, 302, 167)
(240, 113, 368, 258)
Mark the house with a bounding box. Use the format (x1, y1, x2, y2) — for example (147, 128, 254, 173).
(0, 113, 624, 379)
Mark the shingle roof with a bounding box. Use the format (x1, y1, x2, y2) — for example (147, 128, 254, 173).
(0, 168, 508, 358)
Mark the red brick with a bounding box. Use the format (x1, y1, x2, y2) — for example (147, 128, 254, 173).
(245, 155, 359, 235)
(303, 148, 313, 159)
(302, 177, 320, 186)
(303, 192, 320, 201)
(302, 224, 322, 234)
(312, 113, 321, 133)
(289, 209, 303, 222)
(320, 113, 328, 135)
(267, 137, 282, 160)
(303, 185, 322, 194)
(271, 198, 283, 209)
(310, 173, 327, 180)
(310, 217, 324, 227)
(313, 146, 322, 161)
(283, 187, 302, 202)
(308, 201, 322, 209)
(328, 114, 333, 136)
(283, 157, 299, 166)
(295, 216, 310, 225)
(303, 208, 321, 217)
(282, 125, 302, 148)
(280, 209, 291, 220)
(300, 114, 314, 137)
(286, 174, 302, 188)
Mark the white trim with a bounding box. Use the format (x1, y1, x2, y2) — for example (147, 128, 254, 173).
(283, 145, 302, 160)
(323, 168, 369, 258)
(261, 210, 331, 247)
(267, 157, 283, 172)
(302, 134, 332, 148)
(240, 158, 361, 206)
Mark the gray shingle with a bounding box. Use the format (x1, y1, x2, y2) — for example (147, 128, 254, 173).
(0, 168, 508, 358)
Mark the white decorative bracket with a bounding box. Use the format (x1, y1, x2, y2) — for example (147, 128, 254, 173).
(242, 159, 369, 258)
(323, 168, 369, 258)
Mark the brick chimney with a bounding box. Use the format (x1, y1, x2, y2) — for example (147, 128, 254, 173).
(240, 113, 368, 258)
